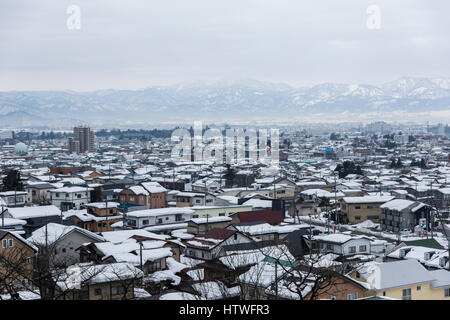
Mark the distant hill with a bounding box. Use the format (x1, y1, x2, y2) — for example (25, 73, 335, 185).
(1, 77, 449, 128)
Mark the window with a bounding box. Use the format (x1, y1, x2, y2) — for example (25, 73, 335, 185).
(130, 197, 135, 201)
(249, 286, 257, 298)
(157, 218, 162, 224)
(219, 213, 225, 216)
(148, 260, 161, 272)
(94, 288, 102, 296)
(445, 288, 450, 298)
(8, 239, 13, 247)
(402, 288, 411, 300)
(111, 286, 124, 295)
(359, 245, 367, 252)
(347, 293, 358, 300)
(326, 244, 332, 250)
(355, 206, 361, 210)
(142, 219, 149, 225)
(382, 291, 386, 296)
(356, 272, 360, 279)
(349, 246, 356, 254)
(2, 239, 7, 248)
(62, 248, 66, 253)
(355, 216, 361, 220)
(367, 205, 375, 209)
(417, 286, 421, 291)
(234, 234, 238, 240)
(165, 217, 169, 220)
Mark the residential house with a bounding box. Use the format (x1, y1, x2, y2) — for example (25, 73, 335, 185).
(175, 192, 217, 207)
(352, 259, 450, 300)
(185, 228, 255, 261)
(118, 182, 167, 210)
(0, 191, 27, 207)
(380, 199, 430, 233)
(187, 216, 233, 235)
(5, 205, 62, 237)
(0, 230, 37, 293)
(123, 207, 194, 229)
(311, 233, 373, 257)
(55, 262, 143, 300)
(50, 186, 92, 211)
(24, 183, 56, 205)
(340, 196, 394, 224)
(28, 223, 105, 266)
(65, 202, 122, 232)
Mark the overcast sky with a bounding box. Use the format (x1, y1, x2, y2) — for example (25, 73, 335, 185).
(0, 0, 449, 91)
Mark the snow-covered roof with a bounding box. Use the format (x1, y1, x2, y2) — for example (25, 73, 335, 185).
(141, 182, 167, 194)
(190, 216, 232, 224)
(242, 198, 272, 208)
(127, 186, 149, 196)
(49, 186, 92, 193)
(358, 260, 436, 290)
(429, 269, 450, 288)
(85, 202, 120, 209)
(29, 223, 105, 245)
(313, 233, 371, 244)
(105, 247, 173, 265)
(342, 196, 394, 204)
(101, 229, 169, 244)
(192, 281, 240, 299)
(7, 205, 61, 219)
(125, 207, 194, 218)
(57, 262, 144, 290)
(380, 199, 416, 211)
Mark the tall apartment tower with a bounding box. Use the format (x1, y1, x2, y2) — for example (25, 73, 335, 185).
(68, 126, 95, 153)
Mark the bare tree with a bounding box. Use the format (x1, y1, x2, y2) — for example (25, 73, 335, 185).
(0, 245, 36, 299)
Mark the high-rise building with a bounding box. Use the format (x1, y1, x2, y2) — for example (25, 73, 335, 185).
(68, 126, 95, 153)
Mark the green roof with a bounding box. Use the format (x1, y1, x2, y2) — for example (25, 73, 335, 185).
(262, 257, 298, 267)
(403, 238, 444, 250)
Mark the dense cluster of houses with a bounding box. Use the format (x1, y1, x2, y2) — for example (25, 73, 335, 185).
(0, 124, 449, 300)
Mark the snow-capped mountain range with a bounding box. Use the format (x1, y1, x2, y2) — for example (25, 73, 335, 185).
(0, 77, 449, 128)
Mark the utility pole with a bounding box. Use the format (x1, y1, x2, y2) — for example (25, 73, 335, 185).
(105, 197, 109, 231)
(274, 259, 278, 300)
(334, 172, 339, 226)
(309, 214, 312, 240)
(1, 205, 4, 229)
(139, 241, 143, 271)
(273, 179, 276, 200)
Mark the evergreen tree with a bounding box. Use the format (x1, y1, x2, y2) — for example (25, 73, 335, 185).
(419, 159, 427, 169)
(390, 159, 396, 169)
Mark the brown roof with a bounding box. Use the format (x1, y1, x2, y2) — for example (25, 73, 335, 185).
(200, 228, 236, 240)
